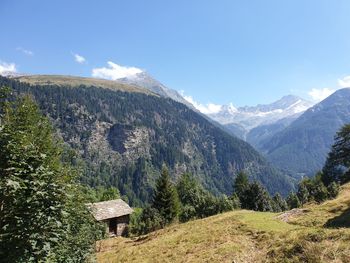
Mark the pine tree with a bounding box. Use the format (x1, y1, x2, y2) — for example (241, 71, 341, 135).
(286, 192, 301, 209)
(245, 182, 273, 212)
(152, 166, 179, 225)
(322, 124, 350, 185)
(233, 171, 250, 207)
(272, 193, 288, 212)
(297, 179, 311, 206)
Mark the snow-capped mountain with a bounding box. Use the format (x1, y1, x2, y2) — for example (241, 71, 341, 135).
(115, 72, 193, 108)
(207, 95, 314, 131)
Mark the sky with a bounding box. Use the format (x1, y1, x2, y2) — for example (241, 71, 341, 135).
(2, 0, 350, 111)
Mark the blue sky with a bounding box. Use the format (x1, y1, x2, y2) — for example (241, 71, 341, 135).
(1, 0, 350, 109)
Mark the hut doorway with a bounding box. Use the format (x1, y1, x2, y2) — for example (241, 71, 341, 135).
(109, 218, 117, 235)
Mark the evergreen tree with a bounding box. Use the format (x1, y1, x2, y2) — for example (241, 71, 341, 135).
(327, 181, 340, 199)
(0, 91, 103, 262)
(272, 193, 288, 212)
(233, 171, 250, 207)
(245, 182, 273, 212)
(322, 124, 350, 185)
(286, 192, 301, 209)
(152, 165, 179, 224)
(297, 179, 311, 206)
(234, 171, 249, 198)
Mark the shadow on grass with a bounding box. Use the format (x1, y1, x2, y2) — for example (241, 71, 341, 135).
(325, 208, 350, 228)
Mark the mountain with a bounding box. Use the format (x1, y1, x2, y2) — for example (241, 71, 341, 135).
(115, 71, 194, 108)
(260, 88, 350, 178)
(0, 75, 294, 205)
(246, 114, 299, 149)
(97, 182, 350, 263)
(207, 95, 313, 138)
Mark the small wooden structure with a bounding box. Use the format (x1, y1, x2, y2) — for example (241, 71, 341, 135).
(88, 199, 133, 237)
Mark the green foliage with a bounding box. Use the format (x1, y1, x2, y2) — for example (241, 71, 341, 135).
(245, 182, 273, 212)
(82, 186, 121, 202)
(0, 90, 104, 262)
(233, 171, 249, 199)
(131, 207, 164, 235)
(234, 172, 277, 212)
(296, 173, 335, 206)
(327, 181, 340, 199)
(152, 166, 179, 224)
(272, 193, 288, 212)
(177, 173, 236, 222)
(286, 192, 301, 209)
(47, 185, 106, 262)
(322, 124, 350, 185)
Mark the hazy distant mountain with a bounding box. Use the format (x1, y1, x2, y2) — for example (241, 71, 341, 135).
(260, 88, 350, 178)
(246, 115, 299, 150)
(208, 95, 313, 131)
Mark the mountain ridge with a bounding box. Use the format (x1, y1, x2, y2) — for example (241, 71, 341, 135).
(0, 75, 295, 205)
(261, 88, 350, 177)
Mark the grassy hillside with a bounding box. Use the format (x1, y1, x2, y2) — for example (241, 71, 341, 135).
(13, 75, 155, 95)
(96, 183, 350, 262)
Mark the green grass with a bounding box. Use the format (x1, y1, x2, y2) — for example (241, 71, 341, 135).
(96, 183, 350, 263)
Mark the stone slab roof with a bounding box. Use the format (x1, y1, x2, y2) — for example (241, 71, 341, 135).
(87, 199, 133, 221)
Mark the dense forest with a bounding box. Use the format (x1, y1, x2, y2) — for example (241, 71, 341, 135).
(0, 76, 294, 205)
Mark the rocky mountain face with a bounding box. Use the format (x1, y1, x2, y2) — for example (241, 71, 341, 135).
(116, 71, 194, 108)
(260, 88, 350, 178)
(0, 75, 294, 205)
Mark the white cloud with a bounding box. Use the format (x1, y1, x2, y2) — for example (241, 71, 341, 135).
(0, 61, 17, 75)
(183, 94, 222, 114)
(308, 88, 336, 102)
(92, 61, 142, 80)
(16, 47, 33, 56)
(338, 75, 350, 88)
(307, 75, 350, 102)
(73, 53, 86, 64)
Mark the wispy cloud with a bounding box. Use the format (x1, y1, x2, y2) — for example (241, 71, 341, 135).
(181, 92, 222, 114)
(92, 61, 143, 80)
(16, 47, 33, 56)
(72, 53, 86, 64)
(0, 61, 17, 75)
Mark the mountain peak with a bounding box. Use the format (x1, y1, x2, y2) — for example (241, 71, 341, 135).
(206, 95, 313, 130)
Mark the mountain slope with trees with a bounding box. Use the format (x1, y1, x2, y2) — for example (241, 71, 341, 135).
(0, 76, 294, 205)
(260, 88, 350, 178)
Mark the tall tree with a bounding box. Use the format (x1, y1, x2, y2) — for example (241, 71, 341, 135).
(322, 124, 350, 185)
(233, 171, 250, 206)
(245, 182, 273, 212)
(152, 165, 179, 224)
(0, 91, 103, 262)
(272, 193, 288, 212)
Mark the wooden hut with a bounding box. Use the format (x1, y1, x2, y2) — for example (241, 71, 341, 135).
(88, 199, 133, 237)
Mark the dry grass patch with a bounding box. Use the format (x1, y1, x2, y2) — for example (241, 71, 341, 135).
(14, 75, 155, 95)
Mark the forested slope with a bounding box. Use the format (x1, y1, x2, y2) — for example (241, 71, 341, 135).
(0, 76, 294, 205)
